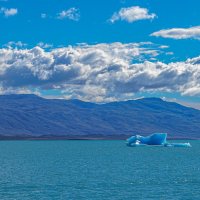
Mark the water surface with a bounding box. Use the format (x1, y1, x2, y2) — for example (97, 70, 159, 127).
(0, 140, 199, 199)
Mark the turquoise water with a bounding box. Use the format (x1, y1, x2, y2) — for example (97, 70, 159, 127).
(0, 140, 199, 200)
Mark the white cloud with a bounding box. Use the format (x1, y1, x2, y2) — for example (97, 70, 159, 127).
(159, 45, 169, 49)
(0, 43, 199, 102)
(57, 7, 80, 21)
(41, 13, 47, 19)
(3, 41, 27, 49)
(151, 26, 200, 40)
(37, 42, 53, 49)
(109, 6, 156, 23)
(0, 7, 18, 17)
(166, 52, 174, 55)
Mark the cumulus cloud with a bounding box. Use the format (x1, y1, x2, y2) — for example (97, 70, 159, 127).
(0, 43, 199, 102)
(151, 26, 200, 40)
(109, 6, 156, 23)
(57, 7, 80, 21)
(0, 7, 18, 17)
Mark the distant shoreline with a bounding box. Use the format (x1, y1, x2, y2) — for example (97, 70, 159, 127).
(0, 135, 198, 140)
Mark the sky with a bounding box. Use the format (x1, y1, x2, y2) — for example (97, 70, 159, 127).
(0, 0, 200, 108)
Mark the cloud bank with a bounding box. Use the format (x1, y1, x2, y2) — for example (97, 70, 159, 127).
(151, 26, 200, 40)
(0, 43, 199, 102)
(110, 6, 156, 23)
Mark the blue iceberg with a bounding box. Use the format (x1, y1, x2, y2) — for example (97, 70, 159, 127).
(126, 133, 191, 147)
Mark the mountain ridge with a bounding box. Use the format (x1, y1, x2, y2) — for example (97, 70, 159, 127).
(0, 94, 200, 139)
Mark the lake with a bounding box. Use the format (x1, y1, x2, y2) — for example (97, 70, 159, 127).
(0, 140, 199, 199)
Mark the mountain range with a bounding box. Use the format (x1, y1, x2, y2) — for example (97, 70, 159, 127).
(0, 94, 200, 139)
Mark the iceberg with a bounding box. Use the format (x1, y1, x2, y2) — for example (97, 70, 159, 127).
(126, 133, 191, 147)
(164, 142, 191, 147)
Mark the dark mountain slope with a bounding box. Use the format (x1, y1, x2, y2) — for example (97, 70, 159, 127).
(0, 94, 199, 138)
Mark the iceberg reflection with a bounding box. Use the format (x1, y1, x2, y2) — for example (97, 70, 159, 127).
(126, 133, 191, 147)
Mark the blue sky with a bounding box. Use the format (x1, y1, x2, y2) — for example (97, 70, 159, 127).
(0, 0, 200, 108)
(1, 0, 200, 60)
